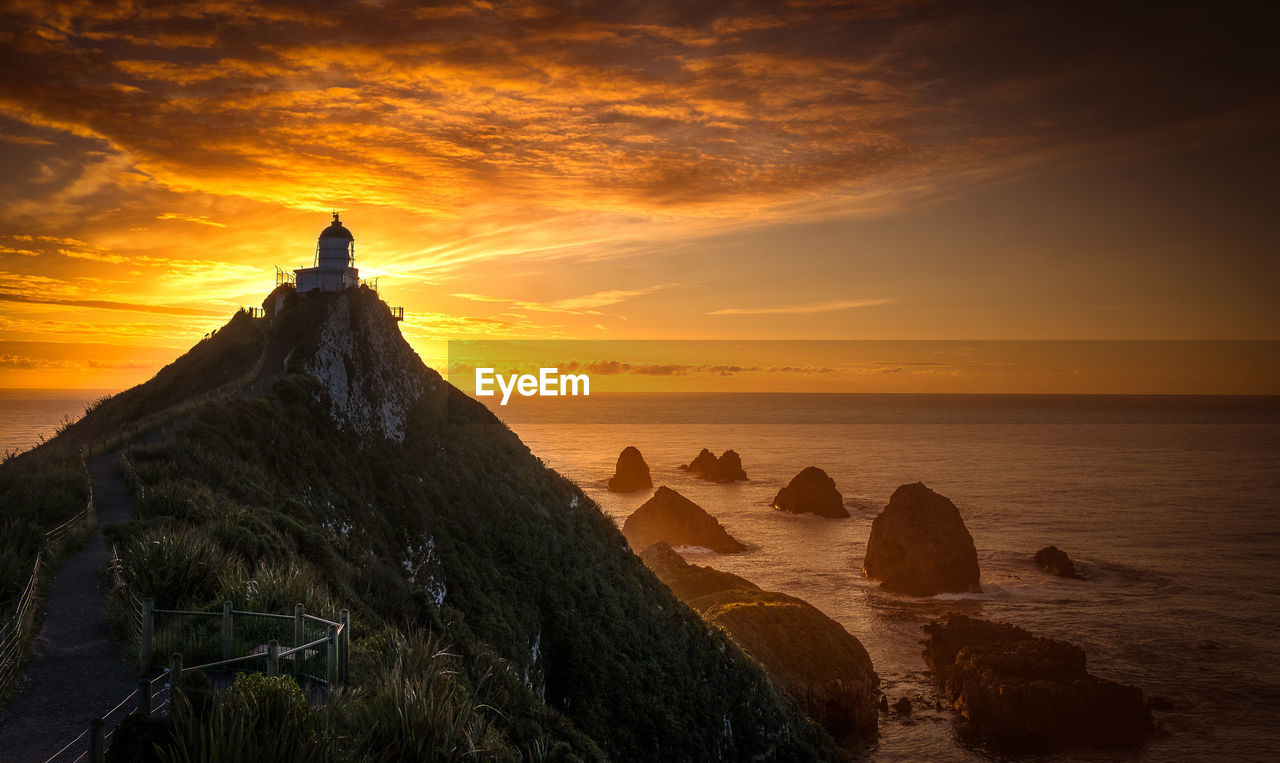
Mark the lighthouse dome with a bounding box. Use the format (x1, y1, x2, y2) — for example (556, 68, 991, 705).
(320, 213, 354, 241)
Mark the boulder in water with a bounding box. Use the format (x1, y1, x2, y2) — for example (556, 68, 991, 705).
(680, 448, 749, 482)
(923, 613, 1154, 749)
(607, 446, 653, 492)
(641, 542, 880, 742)
(772, 466, 849, 518)
(1034, 545, 1082, 579)
(862, 482, 980, 595)
(622, 487, 746, 553)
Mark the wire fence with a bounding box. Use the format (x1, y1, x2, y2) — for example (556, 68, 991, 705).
(0, 448, 95, 698)
(42, 671, 172, 763)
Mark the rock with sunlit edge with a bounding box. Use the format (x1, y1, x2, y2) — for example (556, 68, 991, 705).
(680, 448, 748, 482)
(862, 482, 980, 595)
(772, 466, 849, 517)
(607, 446, 652, 492)
(622, 486, 746, 553)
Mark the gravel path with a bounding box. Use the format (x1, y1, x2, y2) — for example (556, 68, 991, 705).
(0, 453, 147, 762)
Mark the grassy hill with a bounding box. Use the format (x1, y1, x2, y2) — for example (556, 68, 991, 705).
(4, 286, 836, 760)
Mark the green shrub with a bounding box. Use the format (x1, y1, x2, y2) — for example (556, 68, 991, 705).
(163, 673, 324, 763)
(331, 628, 502, 761)
(219, 562, 335, 616)
(121, 530, 242, 609)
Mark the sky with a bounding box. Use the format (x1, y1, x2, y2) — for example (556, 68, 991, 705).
(0, 0, 1276, 391)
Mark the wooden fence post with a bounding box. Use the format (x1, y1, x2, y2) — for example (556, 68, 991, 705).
(339, 609, 350, 685)
(138, 680, 152, 714)
(293, 604, 304, 679)
(170, 653, 183, 693)
(326, 625, 337, 688)
(140, 598, 154, 671)
(221, 601, 233, 661)
(268, 640, 279, 676)
(89, 718, 105, 763)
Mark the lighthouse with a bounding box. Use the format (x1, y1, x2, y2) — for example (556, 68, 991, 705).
(294, 213, 359, 292)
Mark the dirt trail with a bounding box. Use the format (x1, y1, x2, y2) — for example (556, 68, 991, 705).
(0, 454, 146, 762)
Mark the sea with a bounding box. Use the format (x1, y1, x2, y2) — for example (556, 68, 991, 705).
(488, 393, 1280, 761)
(4, 391, 1278, 760)
(0, 389, 113, 457)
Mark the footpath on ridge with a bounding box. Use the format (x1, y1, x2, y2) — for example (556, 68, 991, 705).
(0, 454, 145, 762)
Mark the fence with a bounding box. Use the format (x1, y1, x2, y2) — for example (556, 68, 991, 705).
(140, 602, 349, 696)
(0, 449, 95, 699)
(43, 603, 348, 762)
(42, 672, 171, 763)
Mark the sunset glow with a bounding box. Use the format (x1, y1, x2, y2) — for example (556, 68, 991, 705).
(1, 1, 1276, 390)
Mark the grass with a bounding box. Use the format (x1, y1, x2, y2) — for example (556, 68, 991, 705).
(5, 288, 837, 760)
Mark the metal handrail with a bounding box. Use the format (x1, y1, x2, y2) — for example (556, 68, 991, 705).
(184, 651, 270, 674)
(278, 635, 330, 659)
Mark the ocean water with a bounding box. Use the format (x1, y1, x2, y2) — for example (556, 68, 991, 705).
(489, 393, 1280, 761)
(0, 390, 112, 456)
(5, 390, 1278, 758)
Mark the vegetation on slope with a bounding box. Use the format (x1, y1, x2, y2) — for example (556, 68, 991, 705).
(75, 288, 835, 760)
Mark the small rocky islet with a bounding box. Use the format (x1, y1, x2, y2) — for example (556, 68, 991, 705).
(606, 445, 652, 492)
(620, 486, 747, 553)
(680, 448, 749, 482)
(1035, 544, 1084, 578)
(605, 451, 1151, 753)
(772, 466, 849, 518)
(862, 481, 981, 596)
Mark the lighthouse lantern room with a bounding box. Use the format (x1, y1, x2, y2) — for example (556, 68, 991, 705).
(295, 213, 359, 292)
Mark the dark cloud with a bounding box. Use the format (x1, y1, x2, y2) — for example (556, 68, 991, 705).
(0, 291, 223, 316)
(2, 0, 1271, 222)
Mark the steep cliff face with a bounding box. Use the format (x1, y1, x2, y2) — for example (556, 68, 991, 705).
(83, 287, 834, 760)
(294, 290, 425, 441)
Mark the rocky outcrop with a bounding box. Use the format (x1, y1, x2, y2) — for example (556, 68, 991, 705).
(862, 482, 980, 595)
(772, 467, 849, 518)
(607, 446, 653, 492)
(296, 290, 424, 442)
(641, 543, 880, 743)
(622, 487, 746, 553)
(680, 448, 748, 482)
(1035, 545, 1082, 579)
(639, 542, 759, 600)
(923, 614, 1154, 750)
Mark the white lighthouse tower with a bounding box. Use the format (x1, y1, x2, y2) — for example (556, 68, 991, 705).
(294, 213, 359, 292)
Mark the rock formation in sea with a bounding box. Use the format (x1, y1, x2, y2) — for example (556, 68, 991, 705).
(923, 613, 1154, 750)
(641, 542, 880, 743)
(772, 466, 849, 517)
(680, 448, 749, 482)
(862, 482, 981, 595)
(1034, 545, 1082, 578)
(607, 446, 653, 492)
(622, 486, 747, 553)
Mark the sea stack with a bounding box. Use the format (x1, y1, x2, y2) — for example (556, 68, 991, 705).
(607, 446, 653, 492)
(862, 482, 980, 595)
(772, 467, 849, 518)
(1034, 545, 1083, 578)
(681, 448, 749, 482)
(640, 543, 880, 743)
(622, 486, 747, 553)
(923, 614, 1154, 749)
